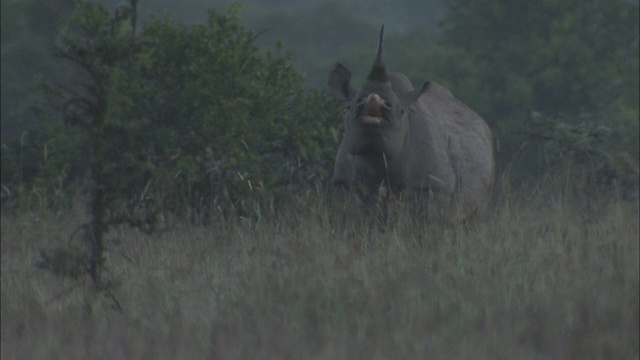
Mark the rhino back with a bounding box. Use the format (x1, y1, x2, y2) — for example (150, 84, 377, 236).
(410, 82, 494, 214)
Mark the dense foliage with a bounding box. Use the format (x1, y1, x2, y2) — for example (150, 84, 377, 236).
(440, 0, 639, 180)
(1, 2, 343, 216)
(134, 7, 341, 207)
(1, 0, 638, 213)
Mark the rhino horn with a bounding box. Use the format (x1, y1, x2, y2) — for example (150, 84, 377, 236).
(366, 25, 389, 83)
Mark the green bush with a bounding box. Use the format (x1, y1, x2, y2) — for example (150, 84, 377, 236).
(1, 3, 343, 217)
(440, 0, 639, 181)
(120, 6, 343, 214)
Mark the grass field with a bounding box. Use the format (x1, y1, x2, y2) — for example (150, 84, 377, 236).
(1, 188, 638, 359)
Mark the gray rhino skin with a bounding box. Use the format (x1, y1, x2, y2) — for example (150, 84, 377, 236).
(329, 26, 495, 218)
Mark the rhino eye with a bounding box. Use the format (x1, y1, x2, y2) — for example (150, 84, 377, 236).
(382, 100, 392, 109)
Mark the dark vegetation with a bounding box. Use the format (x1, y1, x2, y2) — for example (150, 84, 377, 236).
(0, 1, 638, 358)
(2, 179, 639, 359)
(2, 0, 637, 207)
(1, 0, 637, 284)
(2, 1, 345, 213)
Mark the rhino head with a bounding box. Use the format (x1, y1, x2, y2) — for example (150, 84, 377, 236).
(329, 26, 495, 219)
(329, 26, 428, 159)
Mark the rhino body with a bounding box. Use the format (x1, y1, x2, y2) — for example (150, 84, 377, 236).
(330, 26, 494, 218)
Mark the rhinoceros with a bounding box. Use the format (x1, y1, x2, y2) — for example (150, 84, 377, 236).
(329, 26, 494, 219)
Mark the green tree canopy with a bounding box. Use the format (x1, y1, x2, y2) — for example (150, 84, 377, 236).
(1, 3, 343, 216)
(121, 6, 342, 212)
(440, 0, 639, 179)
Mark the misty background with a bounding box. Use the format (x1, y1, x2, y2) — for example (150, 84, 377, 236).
(131, 0, 446, 86)
(2, 0, 447, 136)
(1, 0, 638, 206)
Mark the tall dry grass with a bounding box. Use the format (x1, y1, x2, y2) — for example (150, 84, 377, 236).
(1, 184, 638, 359)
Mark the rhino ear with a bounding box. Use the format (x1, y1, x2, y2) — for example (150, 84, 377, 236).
(403, 81, 431, 105)
(329, 63, 356, 101)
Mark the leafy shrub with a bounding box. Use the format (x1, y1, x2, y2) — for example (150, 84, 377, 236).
(440, 0, 639, 181)
(523, 112, 639, 202)
(1, 3, 344, 217)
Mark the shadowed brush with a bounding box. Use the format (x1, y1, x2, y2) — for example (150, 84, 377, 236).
(34, 245, 89, 280)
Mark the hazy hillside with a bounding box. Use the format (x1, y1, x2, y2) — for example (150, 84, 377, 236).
(124, 0, 447, 88)
(1, 0, 446, 136)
